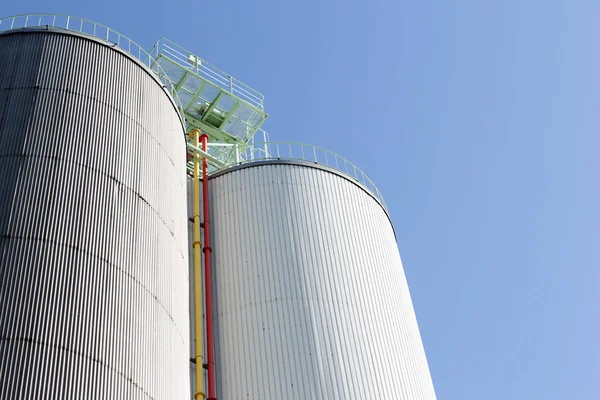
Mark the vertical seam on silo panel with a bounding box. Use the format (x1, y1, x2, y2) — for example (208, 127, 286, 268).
(318, 169, 352, 399)
(281, 166, 313, 399)
(306, 167, 342, 399)
(276, 166, 305, 398)
(253, 166, 272, 399)
(281, 165, 313, 398)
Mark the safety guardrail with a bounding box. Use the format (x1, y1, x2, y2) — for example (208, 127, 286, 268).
(0, 13, 183, 114)
(189, 141, 386, 210)
(149, 38, 265, 111)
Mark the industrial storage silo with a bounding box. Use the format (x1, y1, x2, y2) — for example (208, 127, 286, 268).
(207, 161, 437, 399)
(0, 27, 190, 399)
(0, 13, 438, 400)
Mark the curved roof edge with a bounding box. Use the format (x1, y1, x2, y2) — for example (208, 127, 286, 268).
(208, 159, 396, 239)
(0, 26, 186, 130)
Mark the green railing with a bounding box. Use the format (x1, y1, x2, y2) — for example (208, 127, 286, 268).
(150, 38, 265, 111)
(187, 141, 387, 210)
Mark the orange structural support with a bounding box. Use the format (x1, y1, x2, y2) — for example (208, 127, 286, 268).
(200, 133, 217, 400)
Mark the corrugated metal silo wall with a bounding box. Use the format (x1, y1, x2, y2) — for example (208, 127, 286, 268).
(208, 162, 437, 399)
(0, 30, 190, 399)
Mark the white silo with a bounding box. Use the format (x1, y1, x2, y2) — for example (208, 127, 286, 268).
(0, 16, 189, 400)
(0, 13, 436, 400)
(206, 161, 437, 399)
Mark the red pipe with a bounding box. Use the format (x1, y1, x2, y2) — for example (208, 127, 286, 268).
(201, 133, 217, 400)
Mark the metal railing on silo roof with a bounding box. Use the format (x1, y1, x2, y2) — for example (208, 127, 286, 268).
(148, 37, 268, 146)
(186, 141, 387, 210)
(0, 13, 184, 116)
(149, 38, 265, 111)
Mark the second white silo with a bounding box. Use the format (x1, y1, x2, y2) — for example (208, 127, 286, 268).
(206, 160, 436, 399)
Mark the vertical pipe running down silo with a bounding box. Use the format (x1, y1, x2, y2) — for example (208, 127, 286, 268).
(201, 133, 217, 400)
(191, 129, 206, 400)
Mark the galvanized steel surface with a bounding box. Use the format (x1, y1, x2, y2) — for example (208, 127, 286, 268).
(209, 163, 436, 399)
(0, 31, 189, 399)
(0, 13, 184, 114)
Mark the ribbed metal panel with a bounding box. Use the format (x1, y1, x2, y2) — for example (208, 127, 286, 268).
(0, 30, 189, 399)
(207, 163, 436, 399)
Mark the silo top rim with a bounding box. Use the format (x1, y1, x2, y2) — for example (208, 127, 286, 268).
(0, 13, 185, 122)
(210, 159, 391, 219)
(207, 158, 396, 239)
(198, 141, 388, 212)
(0, 13, 269, 153)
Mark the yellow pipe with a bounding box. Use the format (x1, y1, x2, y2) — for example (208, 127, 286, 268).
(191, 128, 206, 400)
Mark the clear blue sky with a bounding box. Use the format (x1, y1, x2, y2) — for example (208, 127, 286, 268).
(4, 1, 599, 399)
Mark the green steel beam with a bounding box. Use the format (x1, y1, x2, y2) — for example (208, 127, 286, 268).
(154, 51, 267, 150)
(157, 54, 266, 119)
(174, 71, 189, 91)
(218, 102, 240, 129)
(186, 142, 226, 167)
(225, 145, 241, 164)
(200, 91, 223, 122)
(149, 55, 159, 71)
(184, 112, 244, 145)
(244, 114, 268, 141)
(184, 81, 207, 110)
